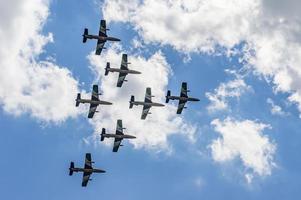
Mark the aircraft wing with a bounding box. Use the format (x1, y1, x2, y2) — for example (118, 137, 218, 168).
(116, 119, 123, 134)
(91, 85, 99, 101)
(82, 171, 91, 187)
(95, 40, 105, 55)
(112, 120, 123, 152)
(82, 153, 93, 187)
(141, 88, 152, 119)
(120, 54, 128, 70)
(116, 54, 129, 87)
(99, 20, 107, 37)
(176, 99, 187, 114)
(95, 20, 107, 55)
(88, 103, 98, 118)
(88, 85, 99, 118)
(117, 72, 127, 87)
(84, 153, 93, 169)
(113, 138, 122, 152)
(180, 82, 188, 97)
(144, 87, 152, 103)
(141, 104, 151, 120)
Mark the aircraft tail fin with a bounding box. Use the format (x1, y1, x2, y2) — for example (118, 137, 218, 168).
(100, 128, 105, 141)
(166, 90, 171, 103)
(129, 95, 135, 108)
(105, 62, 110, 76)
(83, 28, 88, 43)
(69, 162, 74, 176)
(75, 93, 81, 107)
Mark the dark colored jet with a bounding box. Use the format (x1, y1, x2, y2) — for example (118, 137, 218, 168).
(69, 153, 106, 187)
(100, 119, 136, 152)
(166, 82, 200, 114)
(105, 54, 141, 87)
(82, 20, 120, 55)
(129, 87, 165, 120)
(76, 85, 113, 118)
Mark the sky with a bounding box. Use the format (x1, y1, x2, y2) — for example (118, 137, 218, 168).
(1, 0, 301, 199)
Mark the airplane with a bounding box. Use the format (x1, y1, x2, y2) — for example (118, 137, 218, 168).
(69, 153, 106, 187)
(105, 54, 141, 87)
(82, 20, 120, 55)
(100, 119, 136, 152)
(129, 87, 165, 120)
(75, 85, 113, 118)
(165, 82, 200, 114)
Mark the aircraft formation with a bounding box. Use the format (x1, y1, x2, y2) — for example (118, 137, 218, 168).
(70, 19, 200, 187)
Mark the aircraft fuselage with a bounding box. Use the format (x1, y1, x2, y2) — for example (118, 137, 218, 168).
(107, 68, 141, 74)
(102, 134, 136, 139)
(167, 96, 200, 102)
(70, 167, 105, 173)
(131, 101, 165, 107)
(84, 34, 120, 42)
(77, 99, 113, 105)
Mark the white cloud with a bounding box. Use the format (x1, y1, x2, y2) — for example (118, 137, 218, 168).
(267, 98, 287, 116)
(245, 173, 254, 184)
(103, 0, 258, 53)
(102, 0, 301, 117)
(87, 45, 196, 151)
(206, 78, 250, 112)
(210, 118, 276, 180)
(0, 0, 80, 122)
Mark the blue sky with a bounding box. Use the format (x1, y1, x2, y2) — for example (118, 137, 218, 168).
(1, 0, 301, 199)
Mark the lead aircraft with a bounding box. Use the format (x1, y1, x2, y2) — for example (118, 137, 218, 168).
(166, 82, 200, 114)
(75, 85, 113, 118)
(101, 119, 136, 152)
(105, 54, 141, 87)
(82, 20, 120, 55)
(129, 87, 165, 120)
(69, 153, 106, 187)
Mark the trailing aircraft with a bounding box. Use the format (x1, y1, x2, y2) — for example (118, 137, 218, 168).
(105, 54, 141, 87)
(82, 20, 120, 55)
(69, 153, 106, 187)
(75, 85, 113, 118)
(129, 87, 165, 120)
(166, 82, 200, 114)
(100, 119, 136, 152)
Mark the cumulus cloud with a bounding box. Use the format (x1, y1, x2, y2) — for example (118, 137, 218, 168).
(267, 98, 287, 116)
(210, 118, 276, 181)
(87, 45, 196, 151)
(103, 0, 258, 53)
(102, 0, 301, 117)
(0, 0, 80, 122)
(206, 78, 250, 112)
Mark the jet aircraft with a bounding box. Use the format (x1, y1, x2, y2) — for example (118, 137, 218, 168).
(100, 119, 136, 152)
(166, 82, 200, 114)
(75, 85, 113, 118)
(82, 20, 120, 55)
(129, 87, 165, 120)
(105, 54, 141, 87)
(69, 153, 106, 187)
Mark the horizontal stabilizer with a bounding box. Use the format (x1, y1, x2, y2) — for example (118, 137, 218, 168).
(75, 93, 81, 107)
(166, 90, 171, 103)
(83, 28, 88, 43)
(105, 62, 110, 76)
(129, 96, 135, 108)
(69, 162, 74, 176)
(101, 128, 105, 141)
